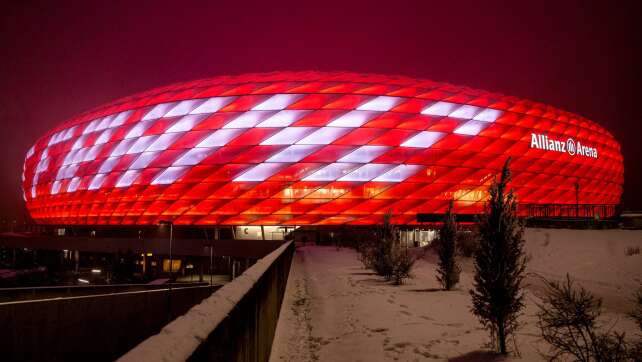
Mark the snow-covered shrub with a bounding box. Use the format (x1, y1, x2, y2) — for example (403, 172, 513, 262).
(624, 246, 640, 256)
(457, 230, 478, 257)
(390, 243, 414, 285)
(359, 212, 415, 285)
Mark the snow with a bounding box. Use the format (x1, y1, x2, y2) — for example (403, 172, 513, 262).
(270, 229, 642, 361)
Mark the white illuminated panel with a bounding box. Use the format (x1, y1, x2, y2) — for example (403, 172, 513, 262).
(252, 94, 302, 111)
(62, 126, 76, 140)
(421, 101, 456, 116)
(129, 151, 159, 170)
(165, 114, 207, 133)
(400, 131, 445, 148)
(473, 108, 502, 122)
(26, 145, 35, 159)
(357, 96, 402, 111)
(82, 120, 100, 135)
(266, 145, 320, 163)
(338, 145, 390, 163)
(60, 164, 78, 180)
(57, 164, 75, 180)
(95, 129, 114, 145)
(116, 170, 140, 188)
(67, 177, 81, 193)
(373, 164, 424, 182)
(83, 144, 103, 162)
(302, 163, 359, 181)
(95, 116, 112, 132)
(51, 180, 61, 195)
(223, 111, 274, 129)
(36, 156, 49, 173)
(260, 127, 317, 145)
(146, 133, 182, 152)
(327, 110, 375, 127)
(126, 135, 159, 154)
(125, 120, 153, 139)
(190, 96, 236, 114)
(110, 139, 136, 157)
(65, 164, 79, 179)
(173, 147, 216, 166)
(55, 165, 68, 180)
(47, 133, 59, 146)
(72, 135, 87, 150)
(233, 163, 286, 182)
(338, 163, 395, 181)
(166, 99, 204, 117)
(196, 129, 244, 147)
(88, 174, 107, 190)
(453, 120, 489, 136)
(151, 166, 188, 185)
(109, 111, 131, 128)
(71, 148, 88, 164)
(62, 150, 77, 166)
(99, 156, 121, 173)
(143, 102, 176, 121)
(450, 105, 481, 119)
(296, 127, 351, 145)
(256, 110, 309, 127)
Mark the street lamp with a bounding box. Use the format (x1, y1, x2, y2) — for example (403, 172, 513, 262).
(158, 220, 174, 322)
(158, 220, 173, 281)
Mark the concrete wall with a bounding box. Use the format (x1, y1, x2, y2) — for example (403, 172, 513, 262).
(0, 284, 218, 362)
(119, 241, 295, 362)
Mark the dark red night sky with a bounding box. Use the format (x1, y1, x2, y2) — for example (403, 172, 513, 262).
(1, 0, 640, 222)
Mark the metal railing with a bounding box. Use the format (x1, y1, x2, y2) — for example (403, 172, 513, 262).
(0, 284, 219, 362)
(519, 203, 618, 219)
(0, 282, 210, 303)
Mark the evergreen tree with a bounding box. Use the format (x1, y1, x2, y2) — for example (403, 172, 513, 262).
(372, 212, 395, 279)
(470, 157, 528, 354)
(437, 199, 460, 290)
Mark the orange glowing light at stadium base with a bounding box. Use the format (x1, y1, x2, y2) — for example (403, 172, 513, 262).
(21, 72, 623, 225)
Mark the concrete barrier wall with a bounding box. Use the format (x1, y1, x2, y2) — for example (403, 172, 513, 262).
(119, 241, 294, 362)
(0, 284, 218, 362)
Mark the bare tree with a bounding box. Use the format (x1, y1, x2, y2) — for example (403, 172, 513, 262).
(537, 274, 630, 361)
(470, 157, 528, 354)
(436, 199, 460, 290)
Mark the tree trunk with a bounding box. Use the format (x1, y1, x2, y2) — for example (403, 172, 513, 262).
(498, 322, 507, 354)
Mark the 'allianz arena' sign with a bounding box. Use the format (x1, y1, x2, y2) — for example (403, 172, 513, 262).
(530, 133, 598, 159)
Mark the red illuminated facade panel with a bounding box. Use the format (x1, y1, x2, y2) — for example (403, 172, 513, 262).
(21, 72, 624, 225)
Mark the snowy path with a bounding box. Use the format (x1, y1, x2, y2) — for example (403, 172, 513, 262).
(270, 245, 511, 361)
(270, 229, 642, 361)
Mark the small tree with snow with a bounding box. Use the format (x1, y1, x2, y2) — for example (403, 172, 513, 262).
(371, 212, 395, 279)
(470, 157, 528, 355)
(390, 243, 414, 285)
(437, 199, 460, 290)
(360, 212, 414, 285)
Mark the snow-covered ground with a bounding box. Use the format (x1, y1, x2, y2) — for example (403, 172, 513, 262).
(270, 228, 642, 361)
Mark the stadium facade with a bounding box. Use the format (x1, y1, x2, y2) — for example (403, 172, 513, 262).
(22, 72, 623, 226)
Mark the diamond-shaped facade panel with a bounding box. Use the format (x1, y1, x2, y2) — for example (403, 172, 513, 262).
(22, 72, 624, 225)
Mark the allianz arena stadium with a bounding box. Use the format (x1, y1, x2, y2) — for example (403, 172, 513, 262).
(22, 72, 623, 226)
